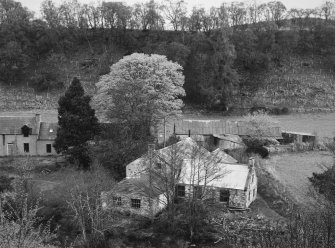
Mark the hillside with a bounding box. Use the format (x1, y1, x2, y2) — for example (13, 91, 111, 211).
(246, 55, 335, 110)
(1, 51, 334, 113)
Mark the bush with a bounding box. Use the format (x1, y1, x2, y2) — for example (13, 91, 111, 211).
(249, 106, 269, 114)
(270, 107, 290, 115)
(281, 107, 289, 114)
(246, 146, 269, 158)
(243, 137, 279, 147)
(0, 175, 12, 192)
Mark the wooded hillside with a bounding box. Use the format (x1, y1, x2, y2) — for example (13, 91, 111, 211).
(1, 0, 335, 112)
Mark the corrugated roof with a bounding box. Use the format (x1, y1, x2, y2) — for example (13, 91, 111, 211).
(282, 130, 315, 136)
(0, 116, 39, 134)
(161, 118, 282, 138)
(38, 122, 58, 140)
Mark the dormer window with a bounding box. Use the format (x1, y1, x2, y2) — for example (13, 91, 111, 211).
(21, 125, 32, 137)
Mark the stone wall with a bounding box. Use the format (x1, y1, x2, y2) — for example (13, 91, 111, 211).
(102, 190, 162, 217)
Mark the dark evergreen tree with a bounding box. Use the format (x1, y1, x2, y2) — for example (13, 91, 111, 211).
(54, 77, 99, 169)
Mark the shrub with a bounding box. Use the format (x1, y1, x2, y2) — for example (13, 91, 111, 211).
(249, 106, 269, 114)
(281, 107, 289, 114)
(246, 146, 269, 158)
(0, 175, 12, 192)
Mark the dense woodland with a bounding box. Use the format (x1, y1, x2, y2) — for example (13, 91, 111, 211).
(2, 0, 335, 110)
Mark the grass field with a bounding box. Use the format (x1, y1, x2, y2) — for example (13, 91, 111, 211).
(261, 151, 333, 208)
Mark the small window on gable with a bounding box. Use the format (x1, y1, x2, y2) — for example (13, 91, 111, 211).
(131, 199, 141, 209)
(176, 185, 185, 197)
(113, 196, 122, 206)
(21, 125, 32, 137)
(219, 190, 229, 203)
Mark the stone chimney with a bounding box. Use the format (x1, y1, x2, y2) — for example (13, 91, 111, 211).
(248, 157, 255, 169)
(148, 144, 155, 158)
(35, 113, 42, 123)
(35, 113, 42, 134)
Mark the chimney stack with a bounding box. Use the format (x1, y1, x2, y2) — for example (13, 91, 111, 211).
(248, 157, 255, 169)
(35, 113, 41, 123)
(148, 144, 155, 158)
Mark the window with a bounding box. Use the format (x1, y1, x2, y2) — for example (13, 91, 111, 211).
(49, 129, 54, 133)
(131, 199, 141, 209)
(219, 190, 229, 203)
(253, 189, 256, 198)
(251, 174, 254, 183)
(248, 191, 251, 201)
(46, 144, 52, 153)
(113, 196, 122, 206)
(21, 125, 32, 137)
(24, 143, 29, 153)
(193, 186, 202, 199)
(176, 185, 185, 197)
(154, 162, 162, 170)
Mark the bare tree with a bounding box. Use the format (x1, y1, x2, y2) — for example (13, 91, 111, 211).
(321, 1, 335, 21)
(143, 138, 228, 240)
(162, 0, 187, 31)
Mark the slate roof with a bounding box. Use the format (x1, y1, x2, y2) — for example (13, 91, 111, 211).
(0, 116, 39, 134)
(113, 175, 165, 198)
(180, 161, 250, 190)
(38, 122, 58, 140)
(125, 137, 250, 191)
(126, 138, 213, 178)
(211, 148, 238, 163)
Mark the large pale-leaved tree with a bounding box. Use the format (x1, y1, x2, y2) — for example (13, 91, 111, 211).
(94, 53, 185, 128)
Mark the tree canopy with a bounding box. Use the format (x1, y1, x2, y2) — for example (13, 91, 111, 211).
(94, 53, 185, 125)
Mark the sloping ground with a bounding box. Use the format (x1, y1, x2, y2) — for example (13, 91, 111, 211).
(261, 151, 333, 208)
(0, 44, 125, 112)
(251, 56, 335, 109)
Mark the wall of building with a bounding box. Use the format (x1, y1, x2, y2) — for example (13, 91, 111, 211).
(177, 183, 256, 209)
(36, 140, 57, 156)
(102, 190, 164, 217)
(0, 134, 38, 156)
(244, 167, 258, 208)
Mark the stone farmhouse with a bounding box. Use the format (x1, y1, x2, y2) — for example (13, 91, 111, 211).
(102, 138, 257, 217)
(0, 114, 58, 156)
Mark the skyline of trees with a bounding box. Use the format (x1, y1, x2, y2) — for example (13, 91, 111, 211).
(10, 0, 335, 32)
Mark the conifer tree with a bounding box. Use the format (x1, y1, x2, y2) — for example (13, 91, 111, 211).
(54, 77, 99, 168)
